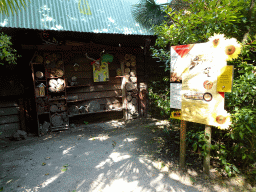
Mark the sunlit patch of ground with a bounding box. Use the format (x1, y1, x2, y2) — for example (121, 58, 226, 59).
(0, 118, 255, 192)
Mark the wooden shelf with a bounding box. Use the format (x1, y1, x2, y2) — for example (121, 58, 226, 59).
(67, 99, 86, 103)
(50, 110, 67, 113)
(51, 125, 69, 131)
(36, 96, 47, 98)
(68, 108, 123, 117)
(48, 90, 66, 93)
(48, 98, 66, 101)
(38, 112, 50, 115)
(36, 79, 47, 81)
(31, 63, 44, 65)
(66, 84, 90, 88)
(47, 77, 65, 79)
(67, 96, 122, 103)
(67, 70, 91, 72)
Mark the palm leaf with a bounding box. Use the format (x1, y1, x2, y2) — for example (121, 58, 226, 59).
(131, 0, 168, 29)
(131, 0, 190, 29)
(0, 0, 30, 16)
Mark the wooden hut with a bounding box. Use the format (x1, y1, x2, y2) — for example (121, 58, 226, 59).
(0, 0, 158, 136)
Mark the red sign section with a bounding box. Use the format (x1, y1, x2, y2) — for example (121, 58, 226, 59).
(173, 44, 194, 58)
(218, 92, 225, 98)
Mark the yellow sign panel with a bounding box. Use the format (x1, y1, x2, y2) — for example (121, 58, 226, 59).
(217, 65, 234, 92)
(170, 110, 181, 120)
(93, 61, 109, 82)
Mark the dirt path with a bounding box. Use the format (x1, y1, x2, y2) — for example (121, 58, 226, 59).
(0, 118, 254, 192)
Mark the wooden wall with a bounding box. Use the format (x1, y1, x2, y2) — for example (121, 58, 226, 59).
(0, 98, 20, 138)
(63, 51, 125, 122)
(22, 38, 151, 125)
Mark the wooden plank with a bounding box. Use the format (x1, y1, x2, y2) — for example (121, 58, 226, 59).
(0, 107, 19, 116)
(67, 98, 121, 108)
(109, 70, 117, 77)
(66, 76, 121, 86)
(0, 115, 19, 125)
(65, 64, 92, 72)
(0, 100, 18, 108)
(66, 71, 93, 79)
(77, 90, 122, 100)
(67, 84, 121, 94)
(109, 63, 120, 70)
(109, 77, 121, 84)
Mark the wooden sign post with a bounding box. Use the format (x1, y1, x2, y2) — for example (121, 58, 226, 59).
(203, 125, 211, 175)
(180, 120, 187, 170)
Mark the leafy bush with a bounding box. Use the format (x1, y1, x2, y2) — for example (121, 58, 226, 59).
(0, 32, 20, 65)
(147, 0, 256, 179)
(148, 76, 170, 119)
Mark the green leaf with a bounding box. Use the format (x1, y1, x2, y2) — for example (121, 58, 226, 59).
(192, 143, 197, 151)
(245, 125, 253, 133)
(61, 168, 67, 172)
(232, 165, 240, 173)
(225, 165, 230, 173)
(239, 132, 244, 139)
(242, 154, 247, 159)
(190, 177, 196, 183)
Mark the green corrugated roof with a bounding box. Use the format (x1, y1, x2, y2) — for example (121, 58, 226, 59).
(0, 0, 154, 35)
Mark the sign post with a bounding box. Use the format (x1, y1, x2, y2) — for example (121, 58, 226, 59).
(203, 125, 211, 175)
(180, 120, 187, 170)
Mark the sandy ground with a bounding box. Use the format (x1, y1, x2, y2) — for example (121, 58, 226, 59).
(0, 118, 254, 192)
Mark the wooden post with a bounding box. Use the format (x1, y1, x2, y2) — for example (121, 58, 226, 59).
(121, 61, 128, 121)
(180, 120, 186, 170)
(203, 125, 211, 175)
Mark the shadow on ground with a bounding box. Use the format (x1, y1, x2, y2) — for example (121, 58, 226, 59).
(0, 118, 254, 192)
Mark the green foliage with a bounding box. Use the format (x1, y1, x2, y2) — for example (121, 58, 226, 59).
(148, 76, 170, 119)
(151, 0, 255, 68)
(154, 0, 254, 46)
(147, 0, 256, 179)
(186, 126, 208, 157)
(0, 32, 20, 65)
(223, 42, 256, 174)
